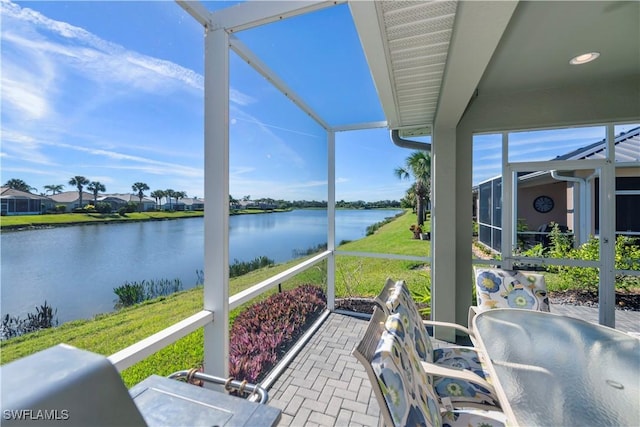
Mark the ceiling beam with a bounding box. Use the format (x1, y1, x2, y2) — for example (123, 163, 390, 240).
(229, 36, 331, 131)
(175, 0, 213, 28)
(211, 1, 344, 33)
(435, 1, 519, 129)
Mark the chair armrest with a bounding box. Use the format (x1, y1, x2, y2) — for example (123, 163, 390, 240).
(422, 320, 475, 340)
(420, 361, 496, 395)
(468, 306, 479, 333)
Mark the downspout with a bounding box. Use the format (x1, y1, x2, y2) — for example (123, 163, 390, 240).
(391, 129, 432, 213)
(550, 171, 587, 245)
(584, 171, 599, 239)
(391, 129, 431, 151)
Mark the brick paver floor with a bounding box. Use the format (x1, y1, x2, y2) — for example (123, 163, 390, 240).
(267, 307, 639, 426)
(268, 313, 379, 427)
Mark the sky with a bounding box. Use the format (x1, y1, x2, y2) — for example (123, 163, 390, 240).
(1, 1, 638, 202)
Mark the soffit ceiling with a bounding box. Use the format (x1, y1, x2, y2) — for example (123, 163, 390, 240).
(355, 0, 639, 133)
(375, 1, 457, 131)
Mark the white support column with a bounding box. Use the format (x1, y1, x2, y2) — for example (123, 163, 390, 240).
(431, 127, 456, 342)
(599, 125, 616, 327)
(455, 128, 473, 327)
(203, 26, 230, 378)
(501, 132, 514, 270)
(327, 131, 336, 310)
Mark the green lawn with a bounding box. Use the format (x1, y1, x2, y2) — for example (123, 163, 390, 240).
(0, 211, 204, 228)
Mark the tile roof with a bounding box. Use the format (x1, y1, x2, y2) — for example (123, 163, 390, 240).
(0, 186, 52, 200)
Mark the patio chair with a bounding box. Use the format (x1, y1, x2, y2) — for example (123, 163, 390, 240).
(352, 307, 506, 427)
(469, 267, 550, 329)
(374, 278, 475, 342)
(376, 279, 499, 408)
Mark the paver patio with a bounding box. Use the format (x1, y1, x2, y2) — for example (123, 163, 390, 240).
(267, 306, 639, 426)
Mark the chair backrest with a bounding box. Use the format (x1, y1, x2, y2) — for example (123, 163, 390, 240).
(353, 307, 441, 427)
(474, 267, 550, 312)
(373, 278, 397, 314)
(385, 280, 435, 362)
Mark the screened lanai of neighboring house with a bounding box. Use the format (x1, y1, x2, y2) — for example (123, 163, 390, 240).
(477, 126, 640, 252)
(142, 0, 640, 381)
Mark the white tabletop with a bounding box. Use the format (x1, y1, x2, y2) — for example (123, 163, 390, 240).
(473, 309, 640, 427)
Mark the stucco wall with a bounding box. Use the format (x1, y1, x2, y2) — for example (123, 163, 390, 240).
(517, 181, 569, 231)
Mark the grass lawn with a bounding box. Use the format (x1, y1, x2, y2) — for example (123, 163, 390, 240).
(335, 210, 431, 297)
(0, 211, 204, 228)
(0, 208, 299, 229)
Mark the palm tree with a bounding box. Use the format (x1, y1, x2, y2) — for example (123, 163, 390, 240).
(394, 151, 431, 225)
(4, 178, 36, 193)
(87, 181, 106, 204)
(165, 189, 175, 210)
(150, 190, 165, 210)
(229, 194, 239, 210)
(44, 184, 65, 195)
(132, 182, 150, 212)
(69, 176, 90, 209)
(174, 191, 187, 210)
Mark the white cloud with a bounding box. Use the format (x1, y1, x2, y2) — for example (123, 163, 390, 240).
(1, 1, 253, 105)
(1, 129, 55, 165)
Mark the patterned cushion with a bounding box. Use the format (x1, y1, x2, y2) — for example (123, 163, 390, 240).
(385, 313, 499, 408)
(385, 281, 434, 362)
(371, 328, 441, 427)
(385, 280, 491, 383)
(433, 347, 491, 382)
(442, 410, 506, 427)
(474, 268, 550, 312)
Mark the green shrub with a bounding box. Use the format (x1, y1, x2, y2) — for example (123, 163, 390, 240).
(114, 279, 183, 308)
(2, 302, 58, 339)
(229, 256, 274, 278)
(95, 202, 112, 214)
(549, 233, 640, 292)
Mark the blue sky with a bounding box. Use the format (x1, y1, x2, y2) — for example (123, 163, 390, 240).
(1, 1, 637, 201)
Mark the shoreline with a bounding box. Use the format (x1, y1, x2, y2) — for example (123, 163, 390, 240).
(0, 209, 294, 232)
(0, 207, 400, 232)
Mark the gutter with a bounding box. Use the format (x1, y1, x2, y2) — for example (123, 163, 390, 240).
(391, 129, 431, 151)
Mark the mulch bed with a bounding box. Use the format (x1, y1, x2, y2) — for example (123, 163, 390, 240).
(549, 289, 640, 311)
(336, 290, 640, 315)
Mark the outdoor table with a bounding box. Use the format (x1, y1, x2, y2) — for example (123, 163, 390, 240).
(472, 309, 640, 427)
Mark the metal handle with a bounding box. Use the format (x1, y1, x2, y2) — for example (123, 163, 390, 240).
(168, 369, 269, 404)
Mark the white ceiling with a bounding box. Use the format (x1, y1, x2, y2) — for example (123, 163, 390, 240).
(353, 0, 639, 133)
(479, 1, 640, 96)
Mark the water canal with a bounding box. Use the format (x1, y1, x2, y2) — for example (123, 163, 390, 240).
(1, 209, 402, 323)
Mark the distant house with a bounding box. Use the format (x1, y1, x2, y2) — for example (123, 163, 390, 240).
(477, 127, 640, 252)
(95, 196, 128, 211)
(48, 192, 156, 212)
(0, 187, 54, 215)
(236, 200, 276, 210)
(49, 191, 95, 212)
(101, 193, 156, 211)
(181, 197, 204, 211)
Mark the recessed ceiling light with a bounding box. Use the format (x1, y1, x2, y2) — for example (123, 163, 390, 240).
(569, 52, 600, 65)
